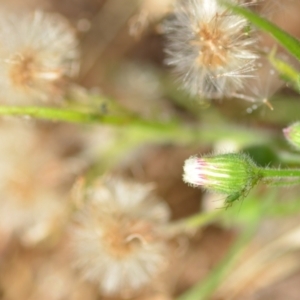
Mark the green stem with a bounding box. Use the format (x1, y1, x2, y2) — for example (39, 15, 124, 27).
(183, 210, 223, 228)
(0, 105, 154, 126)
(259, 167, 300, 188)
(165, 210, 223, 236)
(0, 105, 270, 146)
(261, 168, 300, 178)
(277, 150, 300, 165)
(178, 224, 257, 300)
(263, 178, 300, 187)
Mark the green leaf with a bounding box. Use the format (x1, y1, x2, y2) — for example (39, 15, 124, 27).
(220, 1, 300, 61)
(268, 49, 300, 92)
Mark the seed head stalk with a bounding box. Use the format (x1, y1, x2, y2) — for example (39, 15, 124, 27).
(261, 168, 300, 179)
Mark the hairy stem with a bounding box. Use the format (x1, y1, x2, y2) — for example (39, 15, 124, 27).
(261, 168, 300, 178)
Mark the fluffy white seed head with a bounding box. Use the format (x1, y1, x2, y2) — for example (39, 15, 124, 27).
(0, 10, 79, 104)
(164, 0, 258, 99)
(71, 177, 170, 296)
(0, 120, 81, 246)
(240, 58, 284, 111)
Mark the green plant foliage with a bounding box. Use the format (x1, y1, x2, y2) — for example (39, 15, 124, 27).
(269, 50, 300, 92)
(220, 0, 300, 62)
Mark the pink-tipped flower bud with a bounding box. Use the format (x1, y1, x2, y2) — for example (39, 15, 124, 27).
(183, 153, 262, 204)
(283, 122, 300, 150)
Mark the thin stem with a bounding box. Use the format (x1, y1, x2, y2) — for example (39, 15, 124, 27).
(231, 92, 256, 103)
(263, 179, 300, 187)
(178, 224, 257, 300)
(0, 105, 157, 126)
(261, 167, 300, 178)
(165, 210, 223, 236)
(0, 105, 270, 146)
(277, 150, 300, 165)
(184, 210, 223, 228)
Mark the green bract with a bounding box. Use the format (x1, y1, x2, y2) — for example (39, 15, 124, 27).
(183, 153, 263, 204)
(284, 122, 300, 150)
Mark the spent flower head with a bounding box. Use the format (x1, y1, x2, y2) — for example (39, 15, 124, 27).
(183, 153, 262, 204)
(237, 57, 284, 110)
(164, 0, 258, 99)
(71, 176, 170, 296)
(0, 120, 83, 247)
(0, 10, 79, 104)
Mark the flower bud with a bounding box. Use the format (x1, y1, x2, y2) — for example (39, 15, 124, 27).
(183, 153, 262, 204)
(283, 122, 300, 150)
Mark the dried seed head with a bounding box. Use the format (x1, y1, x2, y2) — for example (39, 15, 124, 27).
(71, 177, 170, 296)
(164, 0, 258, 99)
(236, 57, 284, 110)
(0, 120, 82, 247)
(0, 10, 79, 104)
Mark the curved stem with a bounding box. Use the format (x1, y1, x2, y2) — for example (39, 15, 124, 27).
(178, 224, 257, 300)
(165, 210, 223, 236)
